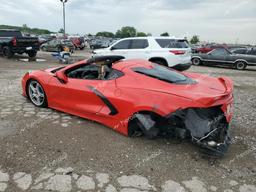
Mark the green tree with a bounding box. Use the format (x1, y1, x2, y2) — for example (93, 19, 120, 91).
(58, 28, 64, 34)
(0, 24, 52, 35)
(22, 24, 29, 32)
(190, 35, 200, 44)
(96, 31, 115, 38)
(136, 32, 147, 37)
(160, 32, 169, 36)
(115, 26, 137, 38)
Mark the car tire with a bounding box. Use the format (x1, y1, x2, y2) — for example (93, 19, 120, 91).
(235, 61, 247, 70)
(28, 51, 37, 58)
(27, 80, 48, 108)
(192, 58, 201, 66)
(79, 47, 85, 50)
(2, 46, 14, 58)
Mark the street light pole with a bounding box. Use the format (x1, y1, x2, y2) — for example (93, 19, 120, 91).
(60, 0, 68, 37)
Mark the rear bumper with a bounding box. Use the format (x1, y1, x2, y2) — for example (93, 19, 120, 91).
(172, 62, 191, 71)
(197, 133, 231, 158)
(12, 46, 39, 53)
(162, 106, 232, 157)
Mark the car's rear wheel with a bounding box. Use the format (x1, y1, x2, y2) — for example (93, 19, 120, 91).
(192, 58, 201, 66)
(3, 46, 14, 58)
(235, 61, 247, 70)
(128, 112, 161, 139)
(27, 80, 48, 107)
(28, 51, 37, 58)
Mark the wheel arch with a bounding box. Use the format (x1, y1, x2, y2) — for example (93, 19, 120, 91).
(148, 57, 168, 66)
(25, 78, 38, 98)
(191, 56, 202, 61)
(233, 59, 248, 64)
(25, 77, 48, 99)
(127, 110, 164, 137)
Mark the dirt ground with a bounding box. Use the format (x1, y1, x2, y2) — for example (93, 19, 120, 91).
(0, 50, 255, 192)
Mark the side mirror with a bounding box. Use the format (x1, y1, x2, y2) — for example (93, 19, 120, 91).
(55, 71, 68, 84)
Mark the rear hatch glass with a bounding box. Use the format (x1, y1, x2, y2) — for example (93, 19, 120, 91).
(155, 39, 189, 48)
(0, 31, 22, 37)
(132, 64, 195, 84)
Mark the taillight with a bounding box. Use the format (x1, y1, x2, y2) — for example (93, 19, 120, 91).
(169, 50, 185, 55)
(12, 38, 17, 46)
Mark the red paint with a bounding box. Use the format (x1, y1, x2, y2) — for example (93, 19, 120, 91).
(22, 59, 234, 136)
(12, 37, 17, 46)
(196, 44, 228, 53)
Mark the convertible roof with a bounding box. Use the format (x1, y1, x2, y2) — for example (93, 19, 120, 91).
(87, 55, 125, 66)
(113, 59, 153, 71)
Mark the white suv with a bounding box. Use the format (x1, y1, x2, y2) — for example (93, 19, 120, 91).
(92, 37, 191, 71)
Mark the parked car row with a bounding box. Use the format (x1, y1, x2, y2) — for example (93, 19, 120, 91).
(1, 28, 255, 71)
(41, 39, 75, 53)
(89, 38, 118, 50)
(40, 36, 87, 53)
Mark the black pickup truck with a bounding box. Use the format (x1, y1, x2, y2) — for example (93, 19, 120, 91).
(0, 29, 39, 58)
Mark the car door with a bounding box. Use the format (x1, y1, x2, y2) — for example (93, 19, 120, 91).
(108, 39, 131, 58)
(124, 39, 149, 59)
(47, 64, 111, 116)
(47, 40, 56, 51)
(206, 48, 230, 65)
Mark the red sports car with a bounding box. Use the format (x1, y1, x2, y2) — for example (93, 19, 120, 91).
(22, 56, 234, 156)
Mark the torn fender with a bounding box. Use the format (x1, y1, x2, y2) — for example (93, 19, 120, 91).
(133, 106, 230, 157)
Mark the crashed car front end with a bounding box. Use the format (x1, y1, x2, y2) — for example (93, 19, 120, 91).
(130, 78, 234, 157)
(162, 103, 233, 157)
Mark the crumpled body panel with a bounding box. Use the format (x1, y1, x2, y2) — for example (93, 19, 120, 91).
(133, 106, 230, 157)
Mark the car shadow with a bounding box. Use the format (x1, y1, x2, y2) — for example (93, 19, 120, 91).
(195, 64, 256, 72)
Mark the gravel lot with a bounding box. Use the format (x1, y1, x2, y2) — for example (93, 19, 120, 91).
(0, 50, 255, 192)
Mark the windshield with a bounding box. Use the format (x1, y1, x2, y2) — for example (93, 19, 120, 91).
(0, 31, 22, 37)
(132, 64, 195, 84)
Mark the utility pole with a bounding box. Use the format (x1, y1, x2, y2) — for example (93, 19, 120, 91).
(60, 0, 68, 37)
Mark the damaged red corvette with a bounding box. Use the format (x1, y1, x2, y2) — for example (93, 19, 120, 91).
(22, 56, 234, 157)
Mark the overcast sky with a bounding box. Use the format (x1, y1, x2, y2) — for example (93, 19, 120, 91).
(0, 0, 255, 44)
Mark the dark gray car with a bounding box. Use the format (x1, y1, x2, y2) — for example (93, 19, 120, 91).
(192, 48, 256, 70)
(41, 39, 74, 53)
(231, 47, 256, 56)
